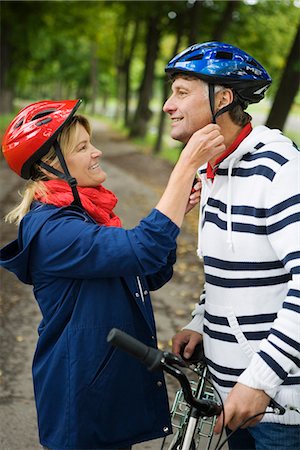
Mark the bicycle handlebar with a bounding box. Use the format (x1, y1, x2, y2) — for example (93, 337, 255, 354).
(107, 328, 164, 371)
(107, 328, 222, 417)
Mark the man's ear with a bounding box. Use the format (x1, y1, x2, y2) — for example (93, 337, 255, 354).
(216, 88, 234, 110)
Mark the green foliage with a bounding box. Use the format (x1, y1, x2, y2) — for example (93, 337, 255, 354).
(2, 0, 300, 118)
(0, 114, 15, 138)
(225, 0, 300, 97)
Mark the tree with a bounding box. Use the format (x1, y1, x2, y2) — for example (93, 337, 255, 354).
(186, 0, 204, 45)
(153, 29, 183, 154)
(123, 20, 140, 127)
(211, 1, 242, 41)
(0, 2, 13, 113)
(266, 23, 300, 130)
(114, 16, 140, 126)
(129, 13, 162, 138)
(0, 0, 48, 113)
(2, 0, 299, 131)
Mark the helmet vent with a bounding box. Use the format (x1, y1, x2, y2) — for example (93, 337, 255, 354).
(14, 118, 24, 129)
(215, 51, 233, 60)
(186, 54, 204, 62)
(31, 109, 56, 121)
(248, 58, 260, 68)
(37, 117, 52, 126)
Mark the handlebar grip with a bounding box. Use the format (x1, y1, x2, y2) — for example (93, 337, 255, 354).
(107, 328, 163, 372)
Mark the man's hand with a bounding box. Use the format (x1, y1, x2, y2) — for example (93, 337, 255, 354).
(185, 180, 202, 214)
(172, 329, 202, 359)
(214, 382, 271, 434)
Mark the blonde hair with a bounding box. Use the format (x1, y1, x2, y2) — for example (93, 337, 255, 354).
(5, 115, 91, 225)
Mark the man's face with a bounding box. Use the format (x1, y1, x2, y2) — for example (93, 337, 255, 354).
(163, 76, 211, 144)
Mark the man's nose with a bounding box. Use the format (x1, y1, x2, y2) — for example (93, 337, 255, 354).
(163, 96, 175, 113)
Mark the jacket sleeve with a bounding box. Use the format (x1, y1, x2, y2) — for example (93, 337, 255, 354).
(146, 248, 176, 291)
(238, 157, 300, 397)
(29, 208, 179, 280)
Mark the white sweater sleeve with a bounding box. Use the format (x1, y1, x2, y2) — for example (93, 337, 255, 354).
(183, 286, 206, 334)
(238, 158, 300, 395)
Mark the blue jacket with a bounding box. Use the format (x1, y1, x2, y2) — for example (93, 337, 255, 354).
(0, 203, 180, 449)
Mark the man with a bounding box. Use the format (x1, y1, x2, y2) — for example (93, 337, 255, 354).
(164, 42, 300, 449)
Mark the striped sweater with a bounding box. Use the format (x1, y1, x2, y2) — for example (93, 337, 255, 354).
(185, 125, 300, 424)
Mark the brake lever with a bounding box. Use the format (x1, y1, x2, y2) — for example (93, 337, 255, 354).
(162, 351, 188, 368)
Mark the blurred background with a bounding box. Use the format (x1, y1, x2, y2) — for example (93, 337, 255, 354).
(1, 0, 300, 160)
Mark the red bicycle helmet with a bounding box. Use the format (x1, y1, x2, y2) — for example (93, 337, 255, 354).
(2, 99, 82, 179)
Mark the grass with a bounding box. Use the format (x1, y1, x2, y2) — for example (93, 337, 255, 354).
(0, 114, 16, 161)
(0, 114, 15, 138)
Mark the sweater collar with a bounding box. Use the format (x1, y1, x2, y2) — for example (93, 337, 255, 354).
(207, 122, 252, 180)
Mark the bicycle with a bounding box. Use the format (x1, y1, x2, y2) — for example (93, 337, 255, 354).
(107, 328, 287, 450)
(107, 328, 222, 450)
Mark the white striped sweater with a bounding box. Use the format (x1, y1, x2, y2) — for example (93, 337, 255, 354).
(185, 125, 300, 424)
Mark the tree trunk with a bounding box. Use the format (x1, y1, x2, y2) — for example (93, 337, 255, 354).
(0, 6, 14, 114)
(114, 21, 127, 122)
(266, 23, 300, 130)
(129, 16, 161, 138)
(124, 20, 140, 127)
(153, 29, 183, 154)
(211, 1, 241, 41)
(187, 0, 204, 46)
(90, 42, 98, 115)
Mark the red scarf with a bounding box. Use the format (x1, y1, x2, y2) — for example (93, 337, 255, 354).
(35, 180, 122, 227)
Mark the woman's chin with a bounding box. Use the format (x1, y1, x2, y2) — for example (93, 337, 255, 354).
(78, 174, 107, 188)
(92, 171, 107, 185)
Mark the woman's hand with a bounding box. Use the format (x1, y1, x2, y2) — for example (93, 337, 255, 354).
(185, 180, 202, 214)
(156, 124, 225, 228)
(181, 124, 225, 169)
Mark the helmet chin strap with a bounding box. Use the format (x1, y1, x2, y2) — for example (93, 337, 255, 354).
(37, 140, 83, 209)
(209, 84, 238, 124)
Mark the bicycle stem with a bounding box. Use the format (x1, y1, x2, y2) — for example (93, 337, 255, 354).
(162, 362, 222, 417)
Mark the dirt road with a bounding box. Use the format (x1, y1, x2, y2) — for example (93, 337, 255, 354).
(0, 119, 222, 450)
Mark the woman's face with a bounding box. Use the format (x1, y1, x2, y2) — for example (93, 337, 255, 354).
(64, 124, 107, 187)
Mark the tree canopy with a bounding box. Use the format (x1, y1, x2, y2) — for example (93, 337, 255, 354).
(1, 0, 299, 145)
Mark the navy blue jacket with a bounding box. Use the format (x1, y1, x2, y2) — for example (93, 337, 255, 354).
(0, 203, 179, 449)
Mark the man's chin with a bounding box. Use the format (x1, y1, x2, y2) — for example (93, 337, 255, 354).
(170, 130, 187, 144)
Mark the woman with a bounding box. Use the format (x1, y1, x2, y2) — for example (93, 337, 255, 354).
(0, 99, 225, 450)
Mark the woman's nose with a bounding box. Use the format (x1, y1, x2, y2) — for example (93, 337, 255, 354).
(91, 147, 102, 157)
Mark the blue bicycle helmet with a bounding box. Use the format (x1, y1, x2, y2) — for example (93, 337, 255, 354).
(165, 42, 272, 122)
